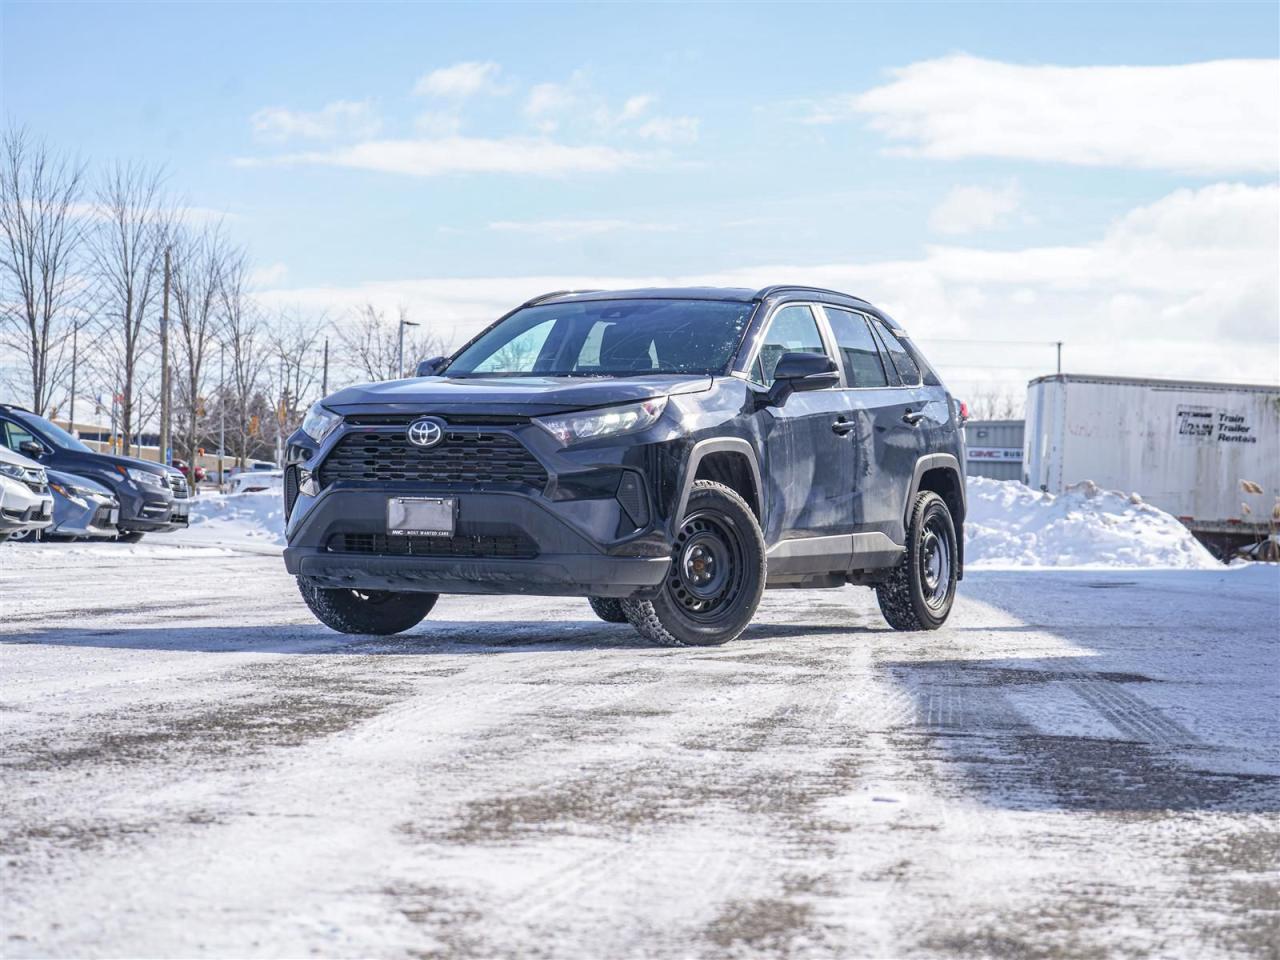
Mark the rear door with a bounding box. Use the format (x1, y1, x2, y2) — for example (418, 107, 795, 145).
(748, 303, 856, 543)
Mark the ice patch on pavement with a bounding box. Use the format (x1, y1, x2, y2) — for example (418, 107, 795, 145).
(966, 477, 1219, 569)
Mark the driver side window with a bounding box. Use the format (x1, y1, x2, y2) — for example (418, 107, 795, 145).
(1, 419, 37, 452)
(750, 305, 829, 385)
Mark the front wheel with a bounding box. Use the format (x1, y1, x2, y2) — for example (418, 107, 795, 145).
(622, 480, 765, 647)
(297, 579, 438, 636)
(876, 491, 958, 631)
(588, 596, 629, 623)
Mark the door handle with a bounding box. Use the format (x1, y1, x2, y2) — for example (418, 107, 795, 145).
(831, 417, 856, 435)
(902, 410, 925, 425)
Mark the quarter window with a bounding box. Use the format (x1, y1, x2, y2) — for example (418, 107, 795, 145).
(872, 319, 922, 385)
(751, 305, 829, 385)
(824, 308, 889, 388)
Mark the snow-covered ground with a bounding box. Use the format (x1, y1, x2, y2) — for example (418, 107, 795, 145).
(1, 539, 1276, 957)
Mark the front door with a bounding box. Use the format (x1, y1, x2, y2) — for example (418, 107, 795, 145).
(749, 304, 856, 544)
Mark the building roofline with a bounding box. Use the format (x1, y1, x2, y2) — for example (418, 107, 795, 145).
(1029, 373, 1280, 393)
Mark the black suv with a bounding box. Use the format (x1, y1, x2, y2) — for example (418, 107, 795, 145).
(284, 286, 966, 646)
(0, 404, 188, 541)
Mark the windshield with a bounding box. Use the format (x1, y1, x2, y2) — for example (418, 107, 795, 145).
(13, 410, 94, 453)
(446, 299, 756, 377)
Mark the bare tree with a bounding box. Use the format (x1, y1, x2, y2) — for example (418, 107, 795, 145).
(91, 161, 172, 455)
(0, 127, 88, 415)
(966, 387, 1024, 421)
(265, 309, 327, 461)
(335, 303, 446, 384)
(171, 221, 231, 464)
(219, 250, 268, 467)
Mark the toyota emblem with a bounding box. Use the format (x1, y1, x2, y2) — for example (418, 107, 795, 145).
(407, 417, 445, 448)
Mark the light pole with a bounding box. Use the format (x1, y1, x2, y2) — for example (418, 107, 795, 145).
(397, 318, 420, 379)
(218, 341, 226, 491)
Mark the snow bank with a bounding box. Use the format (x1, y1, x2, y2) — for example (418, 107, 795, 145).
(176, 490, 286, 551)
(965, 477, 1219, 569)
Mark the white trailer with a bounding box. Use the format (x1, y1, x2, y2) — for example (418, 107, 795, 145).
(1023, 374, 1280, 552)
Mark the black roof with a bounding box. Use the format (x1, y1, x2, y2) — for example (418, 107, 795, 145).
(527, 285, 872, 308)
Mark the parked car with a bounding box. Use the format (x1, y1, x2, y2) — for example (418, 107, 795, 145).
(283, 286, 966, 645)
(163, 465, 192, 528)
(0, 404, 181, 543)
(9, 469, 119, 542)
(0, 444, 53, 542)
(228, 468, 284, 494)
(173, 458, 207, 484)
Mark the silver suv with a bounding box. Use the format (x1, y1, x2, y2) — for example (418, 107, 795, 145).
(0, 445, 53, 542)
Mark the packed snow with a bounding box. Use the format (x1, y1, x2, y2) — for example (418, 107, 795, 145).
(965, 477, 1220, 569)
(166, 478, 1223, 569)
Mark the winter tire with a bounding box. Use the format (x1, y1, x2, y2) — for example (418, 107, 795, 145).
(588, 596, 629, 623)
(876, 491, 957, 631)
(297, 578, 438, 636)
(621, 479, 765, 647)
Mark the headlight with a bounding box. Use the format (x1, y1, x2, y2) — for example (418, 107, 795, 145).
(50, 481, 87, 505)
(0, 463, 25, 481)
(302, 403, 342, 442)
(534, 397, 668, 447)
(126, 467, 166, 489)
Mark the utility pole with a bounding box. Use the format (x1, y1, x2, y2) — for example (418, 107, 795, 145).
(69, 324, 78, 436)
(1056, 341, 1063, 375)
(218, 341, 226, 491)
(159, 247, 171, 465)
(397, 317, 419, 379)
(321, 337, 329, 396)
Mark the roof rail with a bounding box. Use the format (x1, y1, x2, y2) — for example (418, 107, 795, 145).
(753, 284, 867, 303)
(523, 289, 601, 306)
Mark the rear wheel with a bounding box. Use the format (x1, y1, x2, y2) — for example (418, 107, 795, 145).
(876, 491, 957, 631)
(622, 480, 765, 647)
(588, 596, 628, 623)
(297, 578, 438, 636)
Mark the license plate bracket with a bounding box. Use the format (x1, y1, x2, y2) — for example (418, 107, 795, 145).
(387, 497, 456, 537)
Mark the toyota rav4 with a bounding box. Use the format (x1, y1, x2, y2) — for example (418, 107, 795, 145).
(284, 286, 966, 646)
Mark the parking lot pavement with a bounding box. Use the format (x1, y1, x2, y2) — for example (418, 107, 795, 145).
(2, 543, 1277, 959)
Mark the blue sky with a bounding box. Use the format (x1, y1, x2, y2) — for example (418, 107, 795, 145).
(3, 1, 1278, 391)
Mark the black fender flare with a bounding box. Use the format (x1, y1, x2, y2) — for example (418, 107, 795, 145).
(670, 437, 763, 535)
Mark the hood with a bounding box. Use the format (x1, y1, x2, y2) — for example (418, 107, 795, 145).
(48, 469, 115, 498)
(325, 374, 713, 418)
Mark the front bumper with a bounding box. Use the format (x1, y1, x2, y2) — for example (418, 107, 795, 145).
(0, 477, 54, 533)
(284, 487, 671, 598)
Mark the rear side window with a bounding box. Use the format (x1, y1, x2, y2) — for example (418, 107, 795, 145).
(872, 319, 921, 386)
(752, 305, 829, 385)
(824, 308, 889, 388)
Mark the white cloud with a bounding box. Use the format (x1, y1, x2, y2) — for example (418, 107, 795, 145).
(414, 110, 463, 136)
(236, 136, 647, 177)
(929, 182, 1025, 235)
(635, 115, 700, 144)
(618, 95, 655, 122)
(248, 262, 288, 287)
(258, 183, 1278, 386)
(815, 55, 1279, 175)
(250, 100, 381, 141)
(413, 61, 505, 98)
(487, 219, 676, 238)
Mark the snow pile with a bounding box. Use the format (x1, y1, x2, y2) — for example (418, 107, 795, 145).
(176, 490, 286, 550)
(965, 477, 1219, 569)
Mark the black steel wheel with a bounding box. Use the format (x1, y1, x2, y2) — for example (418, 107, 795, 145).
(297, 578, 438, 636)
(622, 480, 765, 646)
(876, 491, 958, 631)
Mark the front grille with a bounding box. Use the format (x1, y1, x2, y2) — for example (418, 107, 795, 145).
(23, 479, 47, 495)
(92, 504, 116, 527)
(318, 429, 547, 487)
(328, 533, 537, 559)
(169, 476, 189, 498)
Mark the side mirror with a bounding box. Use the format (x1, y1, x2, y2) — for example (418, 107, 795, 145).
(765, 352, 839, 406)
(18, 440, 45, 459)
(416, 356, 446, 377)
